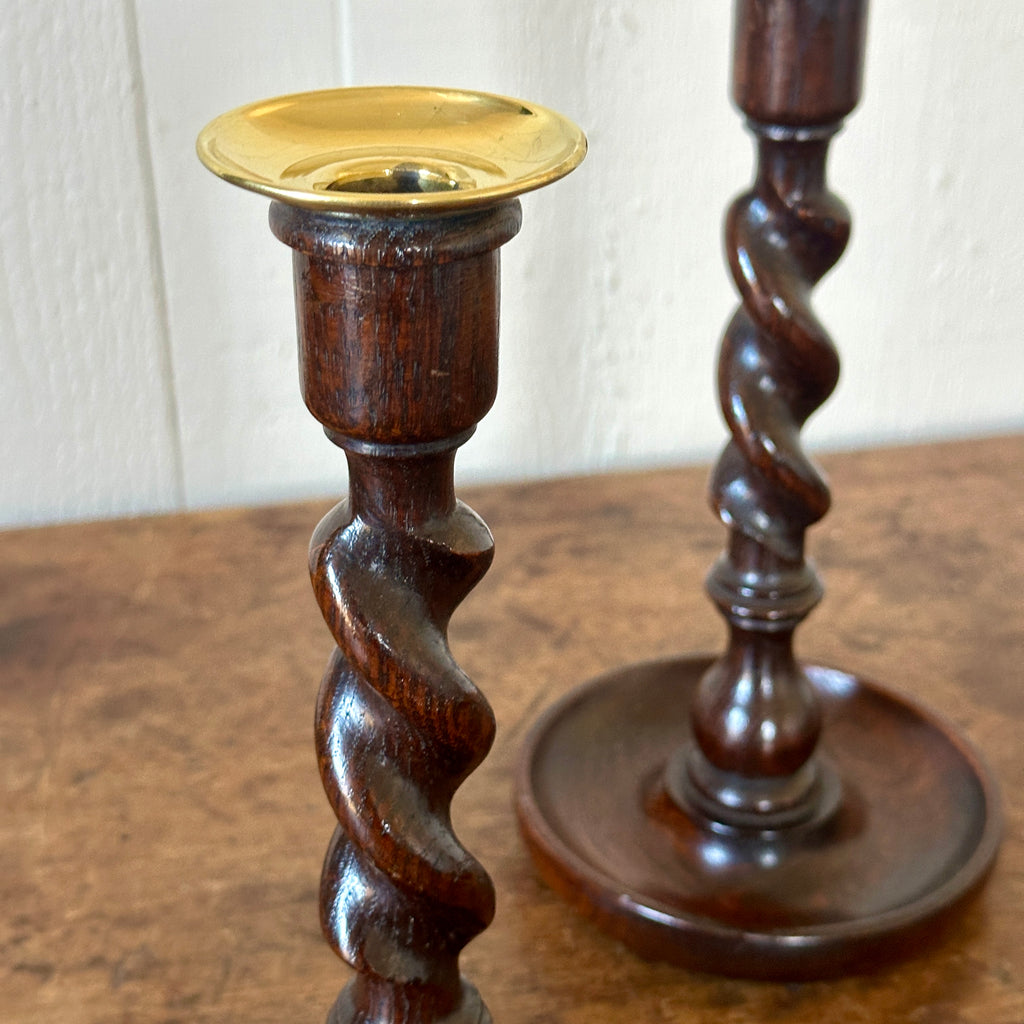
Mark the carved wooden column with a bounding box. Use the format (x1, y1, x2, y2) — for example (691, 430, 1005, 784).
(517, 1, 1000, 979)
(198, 87, 584, 1023)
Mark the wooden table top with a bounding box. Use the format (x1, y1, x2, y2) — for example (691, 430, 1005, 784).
(2, 436, 1022, 1023)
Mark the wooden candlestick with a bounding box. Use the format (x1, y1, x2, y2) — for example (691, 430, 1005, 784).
(198, 87, 584, 1023)
(517, 0, 1000, 979)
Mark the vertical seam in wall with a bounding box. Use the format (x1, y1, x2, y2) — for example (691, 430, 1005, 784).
(338, 0, 355, 85)
(121, 0, 186, 508)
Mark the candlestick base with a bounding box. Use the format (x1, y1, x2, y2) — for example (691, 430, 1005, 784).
(516, 655, 1000, 980)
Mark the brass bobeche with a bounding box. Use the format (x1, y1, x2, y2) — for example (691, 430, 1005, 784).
(197, 85, 586, 211)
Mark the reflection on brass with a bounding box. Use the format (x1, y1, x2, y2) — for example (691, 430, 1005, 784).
(197, 86, 586, 211)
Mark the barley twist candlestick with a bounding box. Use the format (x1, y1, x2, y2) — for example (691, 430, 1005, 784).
(682, 3, 858, 833)
(517, 0, 1000, 979)
(198, 87, 584, 1023)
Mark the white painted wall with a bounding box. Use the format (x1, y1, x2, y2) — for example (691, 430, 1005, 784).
(2, 1, 1021, 528)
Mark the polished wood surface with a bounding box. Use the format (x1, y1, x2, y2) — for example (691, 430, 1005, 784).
(696, 0, 868, 830)
(2, 436, 1022, 1022)
(266, 199, 524, 1024)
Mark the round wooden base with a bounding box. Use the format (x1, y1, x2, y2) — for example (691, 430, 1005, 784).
(516, 656, 1001, 980)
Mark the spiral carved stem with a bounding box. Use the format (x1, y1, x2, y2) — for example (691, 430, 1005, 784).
(681, 0, 867, 832)
(714, 131, 847, 561)
(269, 199, 522, 1024)
(313, 449, 495, 1024)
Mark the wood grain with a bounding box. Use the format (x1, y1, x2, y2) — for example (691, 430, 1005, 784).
(266, 198, 523, 1024)
(1, 437, 1022, 1022)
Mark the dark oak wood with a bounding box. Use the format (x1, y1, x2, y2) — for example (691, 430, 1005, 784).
(516, 0, 1001, 979)
(519, 657, 1000, 978)
(1, 438, 1022, 1021)
(268, 200, 523, 1024)
(692, 0, 869, 831)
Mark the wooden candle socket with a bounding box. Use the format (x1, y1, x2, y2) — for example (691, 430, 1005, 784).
(516, 0, 1000, 980)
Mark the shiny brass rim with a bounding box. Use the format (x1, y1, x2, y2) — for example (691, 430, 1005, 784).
(197, 86, 586, 212)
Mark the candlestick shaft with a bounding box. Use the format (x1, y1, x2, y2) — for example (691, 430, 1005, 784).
(271, 200, 522, 1024)
(682, 0, 867, 830)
